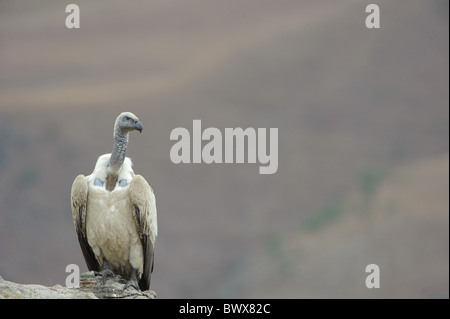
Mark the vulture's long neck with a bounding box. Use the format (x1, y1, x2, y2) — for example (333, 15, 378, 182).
(106, 129, 128, 191)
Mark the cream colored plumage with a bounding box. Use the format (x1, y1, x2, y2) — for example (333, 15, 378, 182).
(71, 112, 157, 291)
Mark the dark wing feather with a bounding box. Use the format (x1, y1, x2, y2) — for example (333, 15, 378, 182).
(139, 234, 154, 290)
(129, 174, 158, 291)
(71, 174, 100, 272)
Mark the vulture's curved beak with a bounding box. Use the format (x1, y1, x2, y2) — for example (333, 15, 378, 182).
(135, 120, 143, 133)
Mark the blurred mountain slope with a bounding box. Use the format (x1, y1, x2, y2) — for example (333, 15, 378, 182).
(0, 0, 448, 297)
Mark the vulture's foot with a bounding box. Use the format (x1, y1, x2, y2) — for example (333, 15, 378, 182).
(95, 268, 115, 285)
(122, 269, 140, 292)
(94, 259, 115, 285)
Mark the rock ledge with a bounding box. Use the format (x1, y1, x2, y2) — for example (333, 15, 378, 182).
(0, 272, 156, 299)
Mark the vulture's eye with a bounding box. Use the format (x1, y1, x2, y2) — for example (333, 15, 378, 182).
(124, 116, 130, 121)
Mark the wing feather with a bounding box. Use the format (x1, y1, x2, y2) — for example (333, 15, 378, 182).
(71, 174, 100, 272)
(129, 174, 157, 290)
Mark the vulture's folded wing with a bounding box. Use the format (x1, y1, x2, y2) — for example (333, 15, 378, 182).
(129, 174, 158, 291)
(71, 174, 100, 272)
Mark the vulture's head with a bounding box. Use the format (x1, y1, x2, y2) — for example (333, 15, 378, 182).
(114, 112, 143, 136)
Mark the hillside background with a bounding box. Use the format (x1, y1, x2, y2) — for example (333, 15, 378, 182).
(0, 0, 448, 298)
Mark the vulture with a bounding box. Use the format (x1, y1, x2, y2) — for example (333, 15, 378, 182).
(70, 112, 157, 291)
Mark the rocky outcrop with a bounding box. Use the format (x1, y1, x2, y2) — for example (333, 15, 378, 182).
(0, 271, 156, 299)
